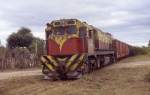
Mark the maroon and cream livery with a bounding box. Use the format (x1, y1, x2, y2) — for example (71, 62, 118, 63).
(41, 19, 131, 80)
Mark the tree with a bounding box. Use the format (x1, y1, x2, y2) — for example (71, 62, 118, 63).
(7, 27, 34, 48)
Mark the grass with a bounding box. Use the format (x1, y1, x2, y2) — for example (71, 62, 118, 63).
(145, 71, 150, 82)
(0, 63, 150, 95)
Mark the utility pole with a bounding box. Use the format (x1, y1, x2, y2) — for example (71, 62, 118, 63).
(35, 39, 38, 55)
(148, 40, 150, 47)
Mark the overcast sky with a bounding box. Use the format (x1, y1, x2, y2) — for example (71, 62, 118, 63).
(0, 0, 150, 46)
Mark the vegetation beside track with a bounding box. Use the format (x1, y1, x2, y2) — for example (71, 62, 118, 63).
(118, 54, 150, 63)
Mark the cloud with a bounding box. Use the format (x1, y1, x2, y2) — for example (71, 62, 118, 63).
(0, 0, 149, 46)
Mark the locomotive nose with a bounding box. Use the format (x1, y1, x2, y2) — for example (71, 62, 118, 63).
(41, 54, 85, 79)
(47, 38, 87, 55)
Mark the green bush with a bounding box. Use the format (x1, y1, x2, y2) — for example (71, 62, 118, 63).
(130, 47, 150, 56)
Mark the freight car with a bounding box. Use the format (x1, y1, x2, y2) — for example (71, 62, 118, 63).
(41, 19, 130, 80)
(113, 39, 130, 59)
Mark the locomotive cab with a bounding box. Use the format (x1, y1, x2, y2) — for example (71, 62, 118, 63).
(45, 19, 88, 55)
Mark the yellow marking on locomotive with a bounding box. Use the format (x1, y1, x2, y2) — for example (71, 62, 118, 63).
(70, 54, 85, 71)
(45, 63, 55, 71)
(41, 56, 55, 71)
(57, 57, 67, 61)
(66, 54, 78, 68)
(50, 35, 78, 51)
(47, 56, 58, 67)
(54, 35, 67, 51)
(70, 62, 79, 71)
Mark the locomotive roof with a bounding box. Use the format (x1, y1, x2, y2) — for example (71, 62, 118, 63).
(48, 18, 112, 36)
(87, 25, 112, 37)
(50, 19, 79, 23)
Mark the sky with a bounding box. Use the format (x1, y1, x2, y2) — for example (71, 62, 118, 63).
(0, 0, 150, 46)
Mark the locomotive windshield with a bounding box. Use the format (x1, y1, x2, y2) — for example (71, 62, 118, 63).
(53, 26, 77, 35)
(53, 27, 65, 35)
(66, 26, 77, 34)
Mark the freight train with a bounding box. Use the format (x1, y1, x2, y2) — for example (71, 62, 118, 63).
(41, 19, 131, 80)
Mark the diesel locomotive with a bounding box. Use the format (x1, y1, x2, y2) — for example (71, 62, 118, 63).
(41, 19, 130, 79)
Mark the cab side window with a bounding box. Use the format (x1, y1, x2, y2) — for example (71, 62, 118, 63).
(88, 30, 92, 38)
(46, 31, 52, 38)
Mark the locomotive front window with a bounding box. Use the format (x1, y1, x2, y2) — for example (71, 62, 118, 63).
(66, 26, 77, 34)
(54, 27, 65, 35)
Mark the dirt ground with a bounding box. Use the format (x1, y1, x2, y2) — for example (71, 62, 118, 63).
(0, 69, 41, 80)
(0, 55, 150, 95)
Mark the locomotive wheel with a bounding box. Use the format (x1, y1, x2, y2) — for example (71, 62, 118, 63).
(100, 56, 105, 67)
(95, 59, 99, 69)
(87, 59, 93, 73)
(97, 56, 101, 69)
(108, 55, 112, 64)
(92, 57, 98, 70)
(110, 55, 116, 63)
(83, 56, 98, 73)
(92, 58, 97, 71)
(42, 65, 49, 74)
(112, 56, 116, 63)
(83, 63, 90, 74)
